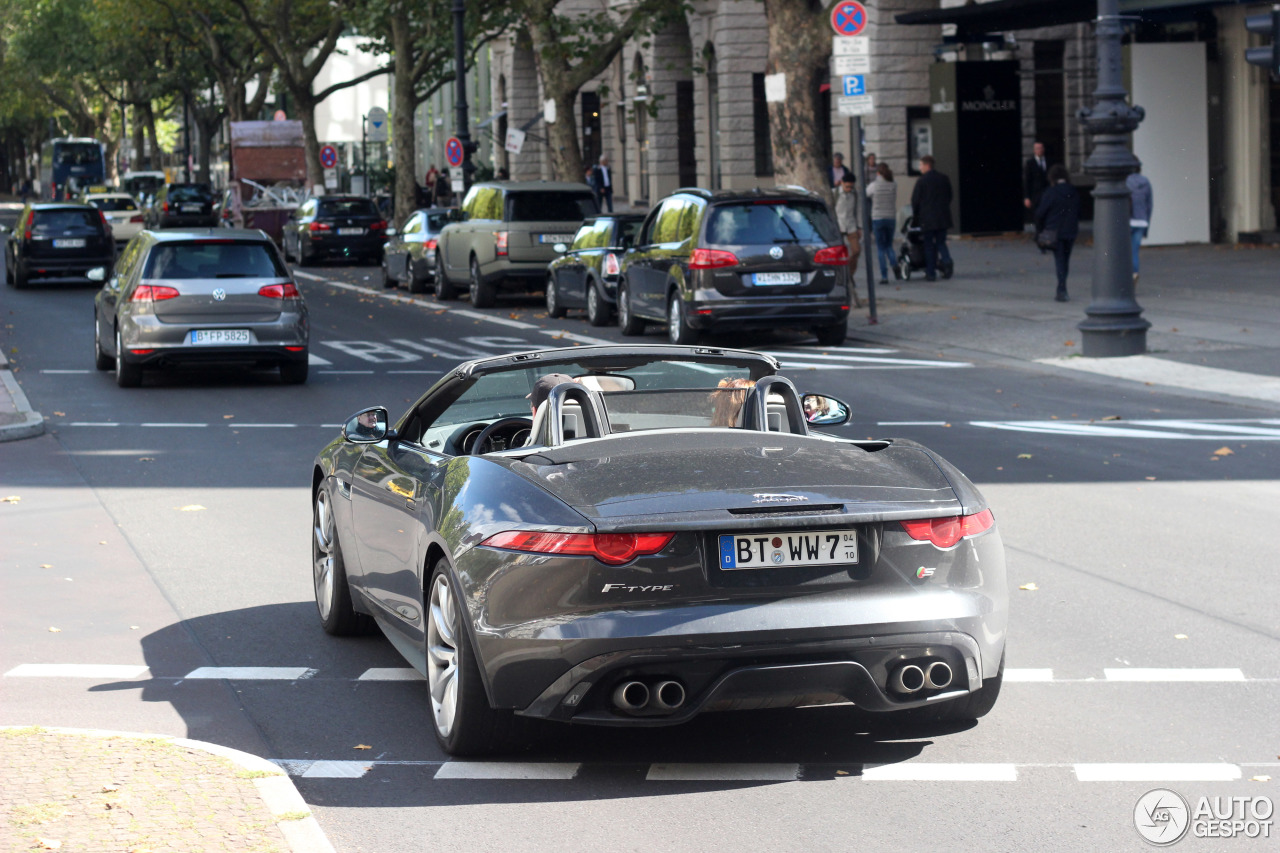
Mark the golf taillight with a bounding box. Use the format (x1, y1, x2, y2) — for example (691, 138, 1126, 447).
(481, 531, 675, 566)
(494, 230, 508, 256)
(814, 245, 850, 265)
(900, 509, 995, 549)
(130, 285, 180, 302)
(604, 252, 620, 275)
(688, 248, 739, 269)
(258, 282, 300, 299)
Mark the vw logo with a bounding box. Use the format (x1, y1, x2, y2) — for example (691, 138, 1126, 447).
(769, 246, 784, 260)
(212, 288, 226, 301)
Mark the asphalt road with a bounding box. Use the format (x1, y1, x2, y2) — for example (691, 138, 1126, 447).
(3, 261, 1278, 852)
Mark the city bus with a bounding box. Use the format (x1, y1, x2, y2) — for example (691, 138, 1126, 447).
(39, 138, 106, 200)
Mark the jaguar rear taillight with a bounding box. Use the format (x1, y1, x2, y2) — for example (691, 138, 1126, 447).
(258, 282, 300, 299)
(481, 530, 675, 566)
(814, 245, 849, 265)
(900, 509, 995, 549)
(494, 231, 508, 256)
(688, 248, 739, 269)
(604, 252, 620, 276)
(130, 284, 180, 302)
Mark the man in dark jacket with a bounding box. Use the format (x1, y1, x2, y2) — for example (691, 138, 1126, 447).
(1023, 141, 1050, 214)
(1034, 164, 1081, 302)
(910, 155, 954, 281)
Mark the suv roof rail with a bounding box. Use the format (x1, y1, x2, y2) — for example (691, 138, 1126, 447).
(672, 187, 712, 198)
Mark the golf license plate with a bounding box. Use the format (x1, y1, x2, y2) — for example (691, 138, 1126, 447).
(52, 238, 86, 249)
(540, 234, 577, 244)
(338, 227, 364, 236)
(190, 329, 251, 345)
(718, 529, 859, 570)
(753, 272, 802, 285)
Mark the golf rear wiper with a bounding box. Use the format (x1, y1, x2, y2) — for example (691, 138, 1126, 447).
(215, 273, 252, 278)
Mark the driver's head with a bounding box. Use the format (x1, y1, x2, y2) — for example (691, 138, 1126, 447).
(527, 373, 578, 416)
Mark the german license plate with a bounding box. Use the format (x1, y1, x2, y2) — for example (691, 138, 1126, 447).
(53, 238, 86, 249)
(181, 204, 203, 213)
(540, 234, 576, 243)
(753, 272, 802, 285)
(190, 329, 251, 345)
(718, 529, 858, 570)
(338, 227, 364, 236)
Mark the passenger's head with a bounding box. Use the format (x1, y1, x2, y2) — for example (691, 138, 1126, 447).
(1048, 164, 1071, 184)
(528, 373, 579, 415)
(710, 378, 755, 428)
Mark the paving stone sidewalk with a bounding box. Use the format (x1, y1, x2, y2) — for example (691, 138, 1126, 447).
(0, 728, 334, 853)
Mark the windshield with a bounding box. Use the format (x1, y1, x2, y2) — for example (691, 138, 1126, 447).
(142, 241, 288, 279)
(704, 200, 840, 246)
(31, 209, 100, 234)
(507, 192, 598, 222)
(167, 185, 212, 203)
(88, 197, 138, 212)
(55, 143, 102, 166)
(319, 199, 379, 218)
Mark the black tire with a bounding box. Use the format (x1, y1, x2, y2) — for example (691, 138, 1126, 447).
(282, 236, 294, 264)
(379, 258, 395, 289)
(545, 274, 566, 318)
(667, 291, 698, 345)
(298, 241, 315, 267)
(617, 280, 644, 336)
(312, 482, 374, 636)
(12, 263, 28, 289)
(813, 322, 847, 347)
(114, 330, 142, 388)
(468, 257, 496, 308)
(426, 563, 523, 755)
(586, 280, 610, 327)
(435, 266, 457, 301)
(93, 315, 112, 370)
(280, 358, 309, 385)
(407, 258, 428, 294)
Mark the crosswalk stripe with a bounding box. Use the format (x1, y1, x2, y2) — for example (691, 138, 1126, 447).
(1104, 668, 1246, 682)
(302, 761, 373, 779)
(433, 761, 580, 780)
(1073, 763, 1241, 782)
(183, 667, 315, 680)
(4, 664, 149, 678)
(646, 763, 799, 781)
(861, 763, 1018, 782)
(357, 668, 423, 681)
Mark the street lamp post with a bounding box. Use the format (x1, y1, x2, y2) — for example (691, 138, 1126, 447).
(452, 0, 475, 192)
(1076, 0, 1149, 357)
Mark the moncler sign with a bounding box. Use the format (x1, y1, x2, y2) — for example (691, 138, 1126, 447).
(961, 85, 1017, 112)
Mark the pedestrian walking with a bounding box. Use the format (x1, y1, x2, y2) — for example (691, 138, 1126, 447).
(866, 163, 898, 283)
(1034, 164, 1081, 302)
(1127, 164, 1153, 286)
(830, 152, 855, 188)
(590, 155, 614, 212)
(424, 164, 439, 198)
(834, 176, 863, 307)
(1023, 141, 1050, 214)
(910, 155, 954, 281)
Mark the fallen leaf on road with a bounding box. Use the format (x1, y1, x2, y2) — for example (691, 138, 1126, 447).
(223, 415, 234, 419)
(177, 505, 205, 512)
(39, 563, 52, 568)
(48, 627, 61, 633)
(509, 313, 520, 319)
(137, 458, 154, 463)
(1174, 634, 1188, 640)
(1250, 776, 1271, 782)
(1017, 454, 1032, 460)
(1213, 447, 1234, 457)
(1019, 583, 1039, 591)
(1145, 476, 1157, 481)
(53, 411, 65, 416)
(835, 770, 850, 776)
(130, 626, 139, 630)
(1101, 415, 1121, 421)
(36, 839, 62, 850)
(101, 784, 120, 793)
(996, 466, 1003, 471)
(1063, 340, 1074, 347)
(98, 541, 106, 545)
(354, 744, 372, 750)
(2, 495, 20, 503)
(1170, 327, 1179, 333)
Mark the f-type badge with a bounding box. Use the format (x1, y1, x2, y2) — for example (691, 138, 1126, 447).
(752, 493, 808, 504)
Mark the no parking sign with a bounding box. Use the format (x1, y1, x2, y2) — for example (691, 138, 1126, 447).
(319, 145, 338, 169)
(831, 1, 868, 37)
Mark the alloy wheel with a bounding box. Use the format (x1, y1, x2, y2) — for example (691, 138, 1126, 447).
(427, 574, 460, 737)
(313, 489, 336, 621)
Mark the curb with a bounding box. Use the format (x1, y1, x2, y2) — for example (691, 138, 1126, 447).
(0, 350, 45, 443)
(2, 726, 337, 853)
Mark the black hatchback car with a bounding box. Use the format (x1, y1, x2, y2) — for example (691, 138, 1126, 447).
(146, 183, 218, 229)
(282, 196, 387, 266)
(617, 188, 852, 346)
(4, 203, 115, 288)
(544, 213, 644, 326)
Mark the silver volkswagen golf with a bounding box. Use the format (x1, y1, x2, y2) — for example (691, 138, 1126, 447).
(92, 229, 309, 386)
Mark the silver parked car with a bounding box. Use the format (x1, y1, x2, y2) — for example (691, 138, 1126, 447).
(92, 229, 309, 387)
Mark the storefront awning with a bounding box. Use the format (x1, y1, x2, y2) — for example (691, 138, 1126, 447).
(895, 0, 1246, 39)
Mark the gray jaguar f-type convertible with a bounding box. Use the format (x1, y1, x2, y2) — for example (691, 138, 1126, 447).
(311, 345, 1007, 755)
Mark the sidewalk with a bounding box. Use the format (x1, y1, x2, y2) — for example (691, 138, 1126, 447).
(0, 350, 45, 442)
(0, 727, 334, 853)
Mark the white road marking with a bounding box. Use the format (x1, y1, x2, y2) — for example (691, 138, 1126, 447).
(646, 763, 799, 781)
(1074, 763, 1241, 782)
(765, 351, 971, 368)
(318, 370, 375, 374)
(40, 369, 91, 374)
(183, 667, 315, 680)
(67, 422, 121, 427)
(1104, 668, 1246, 682)
(230, 423, 297, 428)
(779, 345, 899, 355)
(1040, 354, 1280, 405)
(542, 329, 612, 345)
(1005, 668, 1055, 682)
(450, 308, 538, 329)
(969, 419, 1280, 440)
(878, 421, 951, 427)
(301, 761, 372, 779)
(356, 668, 424, 681)
(5, 664, 149, 679)
(291, 270, 328, 281)
(861, 763, 1018, 782)
(434, 762, 581, 780)
(1127, 418, 1280, 438)
(308, 352, 333, 366)
(141, 422, 207, 428)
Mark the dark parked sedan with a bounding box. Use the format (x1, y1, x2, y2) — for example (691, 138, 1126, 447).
(311, 345, 1007, 755)
(545, 213, 643, 326)
(618, 188, 852, 346)
(4, 202, 115, 288)
(381, 207, 449, 293)
(145, 183, 218, 229)
(93, 229, 308, 386)
(282, 196, 387, 266)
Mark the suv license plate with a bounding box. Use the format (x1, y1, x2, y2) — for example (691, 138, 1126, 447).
(540, 234, 577, 243)
(181, 204, 203, 213)
(753, 272, 802, 285)
(338, 227, 364, 236)
(190, 329, 252, 345)
(718, 529, 859, 570)
(53, 238, 86, 249)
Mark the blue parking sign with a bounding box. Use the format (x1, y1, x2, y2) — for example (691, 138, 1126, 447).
(842, 75, 866, 97)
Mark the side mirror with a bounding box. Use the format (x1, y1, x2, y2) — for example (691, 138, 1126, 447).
(385, 227, 398, 237)
(87, 267, 107, 282)
(342, 406, 391, 443)
(801, 394, 851, 426)
(553, 243, 567, 254)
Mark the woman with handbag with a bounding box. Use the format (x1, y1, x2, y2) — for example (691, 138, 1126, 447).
(1034, 164, 1081, 302)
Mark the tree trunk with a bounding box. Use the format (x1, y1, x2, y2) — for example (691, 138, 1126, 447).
(764, 0, 833, 207)
(295, 94, 323, 194)
(390, 8, 419, 227)
(526, 19, 584, 183)
(197, 112, 222, 184)
(145, 104, 161, 171)
(132, 106, 147, 171)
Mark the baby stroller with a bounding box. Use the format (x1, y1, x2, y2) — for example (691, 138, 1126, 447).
(896, 215, 953, 281)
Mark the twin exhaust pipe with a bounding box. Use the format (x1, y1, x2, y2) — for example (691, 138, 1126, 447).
(889, 660, 953, 695)
(612, 679, 686, 714)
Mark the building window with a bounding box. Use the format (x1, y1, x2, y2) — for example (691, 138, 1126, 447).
(752, 73, 774, 178)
